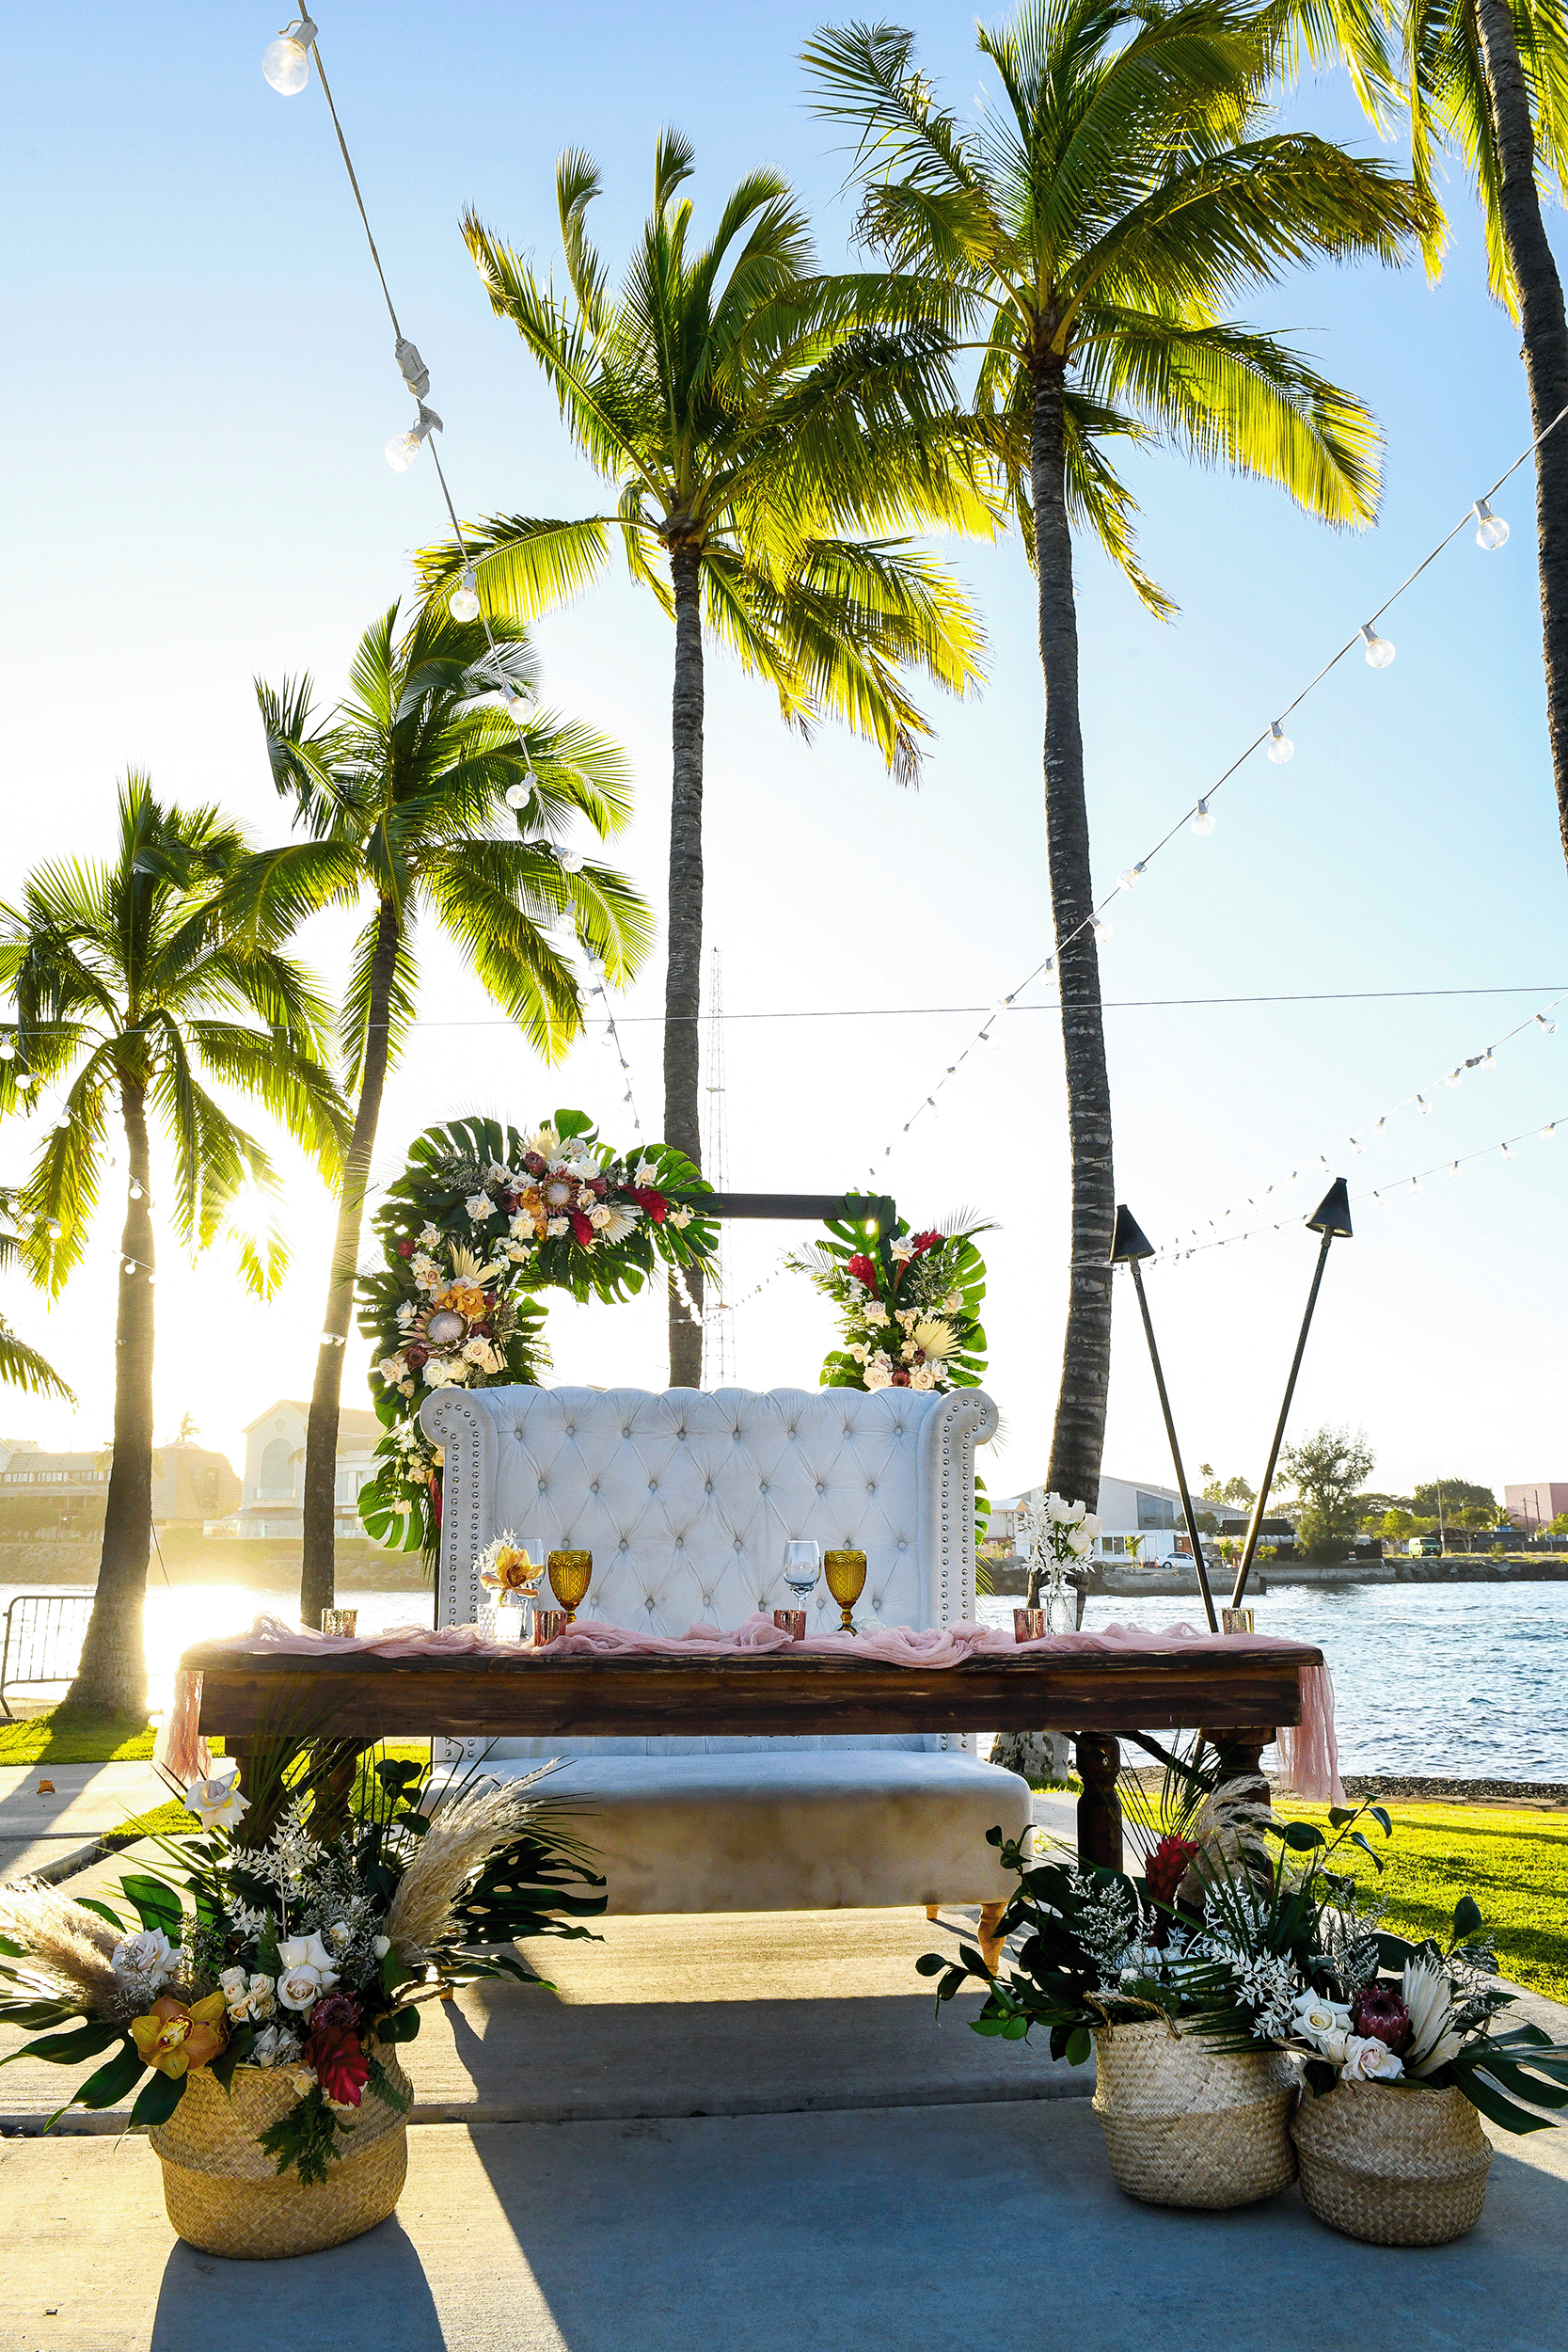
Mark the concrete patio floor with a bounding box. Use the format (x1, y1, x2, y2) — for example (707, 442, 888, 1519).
(4, 2094, 1566, 2352)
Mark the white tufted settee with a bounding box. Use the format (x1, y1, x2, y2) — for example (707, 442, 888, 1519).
(420, 1384, 1031, 1916)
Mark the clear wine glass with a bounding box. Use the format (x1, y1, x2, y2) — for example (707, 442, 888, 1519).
(783, 1539, 821, 1612)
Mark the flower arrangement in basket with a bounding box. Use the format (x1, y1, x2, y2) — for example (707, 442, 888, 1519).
(787, 1202, 990, 1393)
(918, 1772, 1568, 2228)
(356, 1111, 716, 1552)
(0, 1747, 604, 2255)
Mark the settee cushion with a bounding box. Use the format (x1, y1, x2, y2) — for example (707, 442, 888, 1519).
(458, 1749, 1033, 1914)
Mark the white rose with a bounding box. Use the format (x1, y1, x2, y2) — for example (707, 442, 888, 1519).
(942, 1291, 962, 1312)
(1342, 2034, 1404, 2082)
(863, 1303, 889, 1328)
(395, 1301, 416, 1329)
(373, 1936, 390, 1959)
(112, 1928, 180, 1987)
(326, 1921, 354, 1953)
(183, 1772, 249, 1831)
(252, 2023, 300, 2069)
(277, 1965, 333, 2012)
(670, 1206, 692, 1229)
(1067, 1527, 1093, 1557)
(847, 1343, 868, 1364)
(890, 1239, 914, 1262)
(378, 1353, 407, 1384)
(1046, 1494, 1074, 1523)
(290, 2067, 318, 2096)
(280, 1931, 336, 1975)
(1080, 1514, 1103, 1540)
(465, 1192, 494, 1223)
(419, 1224, 439, 1247)
(546, 1216, 568, 1237)
(218, 1965, 250, 2011)
(462, 1335, 493, 1365)
(246, 1974, 277, 2022)
(864, 1363, 894, 1391)
(910, 1365, 938, 1391)
(1293, 1994, 1353, 2046)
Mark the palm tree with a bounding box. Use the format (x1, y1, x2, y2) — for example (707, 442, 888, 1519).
(0, 775, 348, 1711)
(1278, 0, 1568, 867)
(243, 600, 653, 1627)
(0, 1236, 73, 1403)
(806, 1, 1436, 1506)
(420, 133, 994, 1383)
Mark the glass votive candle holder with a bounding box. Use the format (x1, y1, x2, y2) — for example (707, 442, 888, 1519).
(1013, 1607, 1045, 1642)
(773, 1609, 807, 1641)
(1222, 1607, 1256, 1635)
(531, 1609, 569, 1647)
(321, 1609, 358, 1638)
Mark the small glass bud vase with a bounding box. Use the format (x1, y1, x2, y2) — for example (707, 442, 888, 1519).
(1042, 1587, 1077, 1634)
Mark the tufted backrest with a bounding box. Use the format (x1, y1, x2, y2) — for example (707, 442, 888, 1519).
(420, 1384, 997, 1758)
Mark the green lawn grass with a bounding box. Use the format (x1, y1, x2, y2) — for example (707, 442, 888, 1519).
(1280, 1801, 1568, 2005)
(0, 1707, 171, 1766)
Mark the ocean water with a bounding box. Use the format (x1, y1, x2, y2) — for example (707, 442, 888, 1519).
(980, 1584, 1568, 1781)
(7, 1579, 1565, 1782)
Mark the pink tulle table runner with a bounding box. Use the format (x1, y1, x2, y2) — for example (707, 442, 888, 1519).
(166, 1611, 1341, 1802)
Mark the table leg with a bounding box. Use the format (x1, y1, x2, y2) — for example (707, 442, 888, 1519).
(1075, 1733, 1122, 1871)
(976, 1900, 1007, 1977)
(1202, 1726, 1272, 1797)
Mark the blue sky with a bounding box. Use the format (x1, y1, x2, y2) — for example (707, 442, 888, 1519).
(2, 1, 1564, 1505)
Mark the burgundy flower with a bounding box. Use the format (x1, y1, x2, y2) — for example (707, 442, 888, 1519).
(1143, 1833, 1199, 1907)
(630, 1186, 668, 1225)
(590, 1175, 609, 1199)
(846, 1252, 879, 1294)
(569, 1209, 594, 1247)
(890, 1369, 911, 1387)
(395, 1237, 416, 1259)
(307, 1992, 362, 2037)
(522, 1152, 547, 1177)
(306, 2023, 370, 2106)
(908, 1230, 942, 1258)
(1351, 1983, 1412, 2052)
(404, 1342, 429, 1370)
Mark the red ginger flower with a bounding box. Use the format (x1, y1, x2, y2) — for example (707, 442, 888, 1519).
(306, 2022, 371, 2106)
(630, 1186, 668, 1224)
(908, 1230, 942, 1257)
(846, 1252, 879, 1293)
(1144, 1833, 1199, 1907)
(569, 1209, 594, 1247)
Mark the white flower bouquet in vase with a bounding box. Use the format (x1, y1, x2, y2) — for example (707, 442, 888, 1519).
(1017, 1494, 1101, 1630)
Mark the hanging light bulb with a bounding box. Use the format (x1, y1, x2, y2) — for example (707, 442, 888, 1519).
(123, 1257, 137, 1274)
(0, 1040, 12, 1061)
(129, 1181, 144, 1200)
(1091, 916, 1113, 941)
(261, 14, 317, 93)
(1267, 721, 1293, 764)
(1474, 498, 1509, 551)
(1449, 1159, 1461, 1180)
(1190, 799, 1215, 835)
(1444, 1069, 1462, 1089)
(1535, 1012, 1559, 1034)
(449, 565, 481, 623)
(504, 688, 531, 726)
(1417, 1093, 1432, 1113)
(16, 1072, 35, 1090)
(557, 849, 585, 873)
(385, 403, 442, 472)
(1481, 1048, 1497, 1071)
(45, 1218, 61, 1240)
(1543, 1123, 1558, 1141)
(1116, 863, 1145, 891)
(504, 782, 533, 813)
(1360, 623, 1395, 668)
(1501, 1140, 1516, 1160)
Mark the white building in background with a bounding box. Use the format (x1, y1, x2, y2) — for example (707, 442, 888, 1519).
(204, 1399, 382, 1541)
(990, 1474, 1249, 1565)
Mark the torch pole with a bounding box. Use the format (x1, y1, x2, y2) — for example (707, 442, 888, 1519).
(1127, 1258, 1219, 1633)
(1231, 1227, 1336, 1609)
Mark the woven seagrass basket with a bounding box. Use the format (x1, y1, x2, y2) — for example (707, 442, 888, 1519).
(1291, 2081, 1492, 2246)
(1091, 2018, 1298, 2209)
(149, 2043, 412, 2260)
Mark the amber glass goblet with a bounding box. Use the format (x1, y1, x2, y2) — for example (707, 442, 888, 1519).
(547, 1549, 593, 1623)
(823, 1549, 866, 1634)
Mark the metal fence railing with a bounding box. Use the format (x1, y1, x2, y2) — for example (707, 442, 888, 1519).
(0, 1590, 94, 1718)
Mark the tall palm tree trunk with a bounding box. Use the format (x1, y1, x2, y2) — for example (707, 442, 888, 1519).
(1031, 358, 1116, 1513)
(1476, 0, 1568, 869)
(665, 539, 705, 1387)
(301, 900, 400, 1627)
(68, 1078, 156, 1711)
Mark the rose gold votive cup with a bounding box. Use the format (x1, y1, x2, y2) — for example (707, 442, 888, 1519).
(773, 1609, 807, 1641)
(531, 1609, 569, 1647)
(1013, 1607, 1046, 1643)
(1222, 1607, 1256, 1635)
(322, 1609, 358, 1638)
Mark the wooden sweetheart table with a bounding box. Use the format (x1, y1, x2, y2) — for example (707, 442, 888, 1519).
(172, 1633, 1325, 1874)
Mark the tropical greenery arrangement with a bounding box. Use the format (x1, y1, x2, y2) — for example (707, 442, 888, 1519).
(356, 1111, 717, 1554)
(921, 1784, 1568, 2135)
(787, 1205, 990, 1392)
(0, 1748, 603, 2180)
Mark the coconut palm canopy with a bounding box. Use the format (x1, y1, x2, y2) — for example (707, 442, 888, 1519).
(238, 597, 654, 1623)
(0, 774, 351, 1707)
(806, 0, 1437, 1510)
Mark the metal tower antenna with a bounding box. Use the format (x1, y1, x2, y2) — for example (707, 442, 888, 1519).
(701, 946, 736, 1385)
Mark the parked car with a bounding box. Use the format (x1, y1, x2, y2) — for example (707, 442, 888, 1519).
(1405, 1534, 1443, 1557)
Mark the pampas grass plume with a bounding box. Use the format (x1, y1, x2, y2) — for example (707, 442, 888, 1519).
(385, 1774, 552, 1963)
(0, 1879, 122, 2010)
